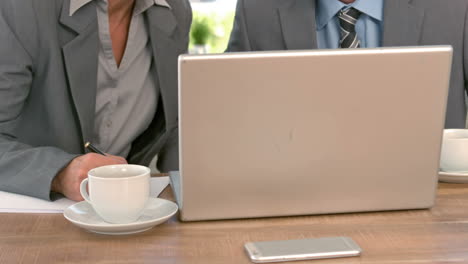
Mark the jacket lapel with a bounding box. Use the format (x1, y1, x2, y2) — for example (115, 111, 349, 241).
(59, 0, 98, 146)
(382, 0, 425, 47)
(145, 5, 179, 128)
(278, 0, 318, 50)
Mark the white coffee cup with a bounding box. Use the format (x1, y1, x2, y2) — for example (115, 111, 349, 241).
(80, 164, 150, 224)
(440, 129, 468, 173)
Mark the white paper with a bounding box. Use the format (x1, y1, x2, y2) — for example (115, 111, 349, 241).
(0, 177, 170, 213)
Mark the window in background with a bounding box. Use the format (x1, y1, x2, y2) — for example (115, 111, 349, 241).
(189, 0, 237, 53)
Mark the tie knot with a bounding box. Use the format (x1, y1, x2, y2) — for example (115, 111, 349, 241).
(338, 7, 362, 28)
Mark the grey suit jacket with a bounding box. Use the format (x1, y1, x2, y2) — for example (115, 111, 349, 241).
(0, 0, 191, 200)
(227, 0, 468, 129)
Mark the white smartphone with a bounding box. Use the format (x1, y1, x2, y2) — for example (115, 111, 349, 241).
(244, 237, 362, 263)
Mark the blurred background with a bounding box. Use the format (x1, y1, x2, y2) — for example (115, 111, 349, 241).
(189, 0, 237, 54)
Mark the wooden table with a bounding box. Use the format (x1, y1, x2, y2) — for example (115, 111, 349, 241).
(1, 183, 468, 264)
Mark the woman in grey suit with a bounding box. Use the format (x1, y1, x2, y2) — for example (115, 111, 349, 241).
(0, 0, 191, 201)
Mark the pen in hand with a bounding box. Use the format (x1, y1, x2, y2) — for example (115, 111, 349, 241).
(84, 142, 107, 156)
(84, 142, 167, 177)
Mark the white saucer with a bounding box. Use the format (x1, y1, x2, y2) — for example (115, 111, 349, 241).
(439, 171, 468, 184)
(63, 197, 178, 235)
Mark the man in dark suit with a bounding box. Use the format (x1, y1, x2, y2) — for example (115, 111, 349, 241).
(0, 0, 191, 201)
(227, 0, 468, 129)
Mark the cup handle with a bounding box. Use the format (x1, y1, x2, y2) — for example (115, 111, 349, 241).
(80, 178, 91, 203)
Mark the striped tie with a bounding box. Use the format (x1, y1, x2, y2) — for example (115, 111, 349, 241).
(338, 7, 362, 48)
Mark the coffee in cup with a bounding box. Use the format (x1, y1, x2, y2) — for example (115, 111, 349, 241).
(440, 129, 468, 173)
(80, 164, 150, 224)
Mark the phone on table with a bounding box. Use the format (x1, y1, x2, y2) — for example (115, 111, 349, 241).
(244, 237, 361, 263)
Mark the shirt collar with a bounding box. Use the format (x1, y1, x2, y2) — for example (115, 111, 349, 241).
(69, 0, 171, 16)
(316, 0, 384, 30)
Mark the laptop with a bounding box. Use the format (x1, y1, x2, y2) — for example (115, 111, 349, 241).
(171, 46, 453, 221)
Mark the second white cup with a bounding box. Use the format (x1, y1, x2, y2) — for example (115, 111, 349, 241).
(80, 164, 150, 224)
(440, 129, 468, 173)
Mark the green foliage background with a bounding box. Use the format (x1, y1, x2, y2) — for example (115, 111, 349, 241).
(189, 11, 235, 53)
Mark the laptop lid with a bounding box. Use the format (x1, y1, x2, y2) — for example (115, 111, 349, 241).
(175, 46, 452, 221)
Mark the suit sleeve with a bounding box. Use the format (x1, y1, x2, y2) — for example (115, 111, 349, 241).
(226, 0, 252, 52)
(464, 4, 468, 97)
(0, 4, 77, 200)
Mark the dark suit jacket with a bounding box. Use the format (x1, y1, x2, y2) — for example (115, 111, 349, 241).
(0, 0, 191, 200)
(227, 0, 468, 129)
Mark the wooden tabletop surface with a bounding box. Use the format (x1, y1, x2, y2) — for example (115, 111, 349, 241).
(1, 183, 468, 264)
